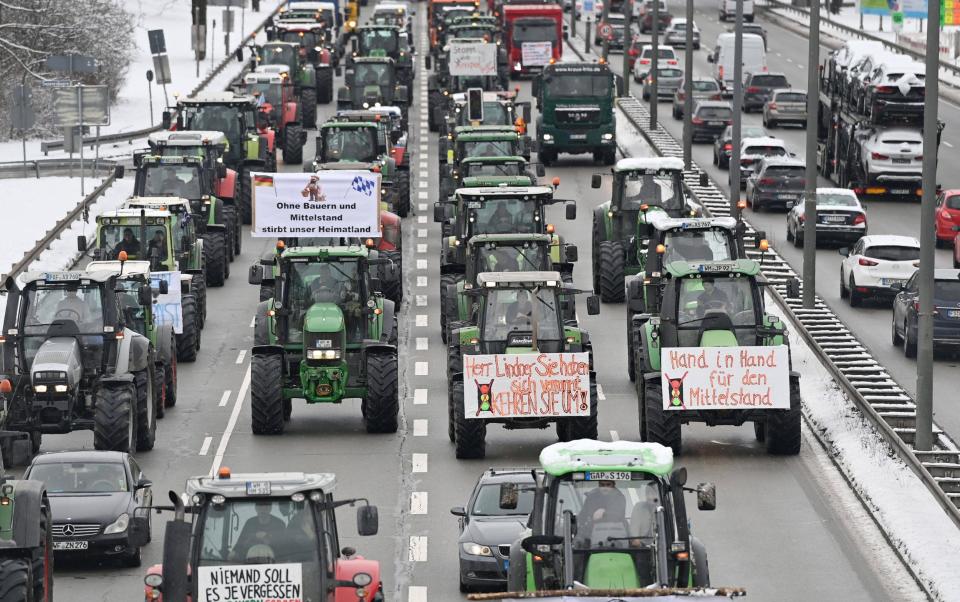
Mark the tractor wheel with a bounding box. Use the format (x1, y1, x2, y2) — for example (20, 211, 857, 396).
(506, 544, 527, 592)
(203, 231, 228, 287)
(627, 323, 638, 382)
(540, 148, 557, 167)
(134, 367, 156, 452)
(364, 352, 399, 433)
(154, 363, 165, 419)
(300, 89, 318, 128)
(240, 167, 252, 225)
(31, 497, 52, 601)
(379, 250, 403, 304)
(284, 124, 305, 165)
(175, 295, 200, 362)
(566, 381, 598, 440)
(439, 273, 460, 344)
(602, 148, 616, 165)
(222, 205, 240, 258)
(94, 384, 137, 455)
(0, 558, 31, 602)
(691, 536, 710, 586)
(643, 379, 681, 455)
(251, 354, 285, 435)
(764, 377, 801, 455)
(453, 381, 486, 459)
(190, 274, 207, 329)
(165, 336, 178, 406)
(446, 339, 463, 383)
(259, 285, 275, 303)
(317, 68, 334, 104)
(597, 240, 625, 302)
(396, 170, 411, 217)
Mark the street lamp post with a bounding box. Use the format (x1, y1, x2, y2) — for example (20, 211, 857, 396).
(801, 0, 820, 309)
(682, 0, 693, 168)
(729, 0, 743, 215)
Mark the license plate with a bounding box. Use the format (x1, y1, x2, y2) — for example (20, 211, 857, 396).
(890, 188, 910, 194)
(585, 471, 632, 481)
(246, 481, 272, 495)
(892, 158, 910, 164)
(881, 278, 905, 287)
(569, 133, 587, 140)
(708, 121, 724, 126)
(777, 194, 796, 200)
(822, 215, 846, 223)
(53, 541, 88, 551)
(949, 310, 960, 318)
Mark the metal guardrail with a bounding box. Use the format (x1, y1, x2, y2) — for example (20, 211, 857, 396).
(0, 159, 118, 180)
(616, 95, 960, 533)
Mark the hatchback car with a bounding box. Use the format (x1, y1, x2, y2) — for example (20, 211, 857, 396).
(24, 451, 152, 566)
(860, 128, 924, 190)
(453, 468, 535, 592)
(663, 18, 700, 48)
(935, 189, 960, 247)
(640, 66, 684, 101)
(743, 72, 790, 112)
(672, 77, 722, 119)
(786, 188, 866, 247)
(637, 0, 671, 33)
(839, 234, 920, 307)
(738, 136, 790, 187)
(763, 89, 807, 128)
(892, 268, 960, 357)
(746, 157, 805, 211)
(690, 100, 734, 142)
(712, 124, 767, 168)
(628, 41, 678, 72)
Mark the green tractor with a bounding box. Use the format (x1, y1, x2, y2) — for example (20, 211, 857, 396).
(336, 57, 409, 127)
(505, 440, 715, 593)
(131, 155, 232, 286)
(447, 271, 600, 459)
(439, 154, 541, 201)
(0, 473, 53, 602)
(346, 25, 415, 96)
(247, 245, 400, 435)
(165, 92, 276, 225)
(251, 41, 319, 128)
(590, 157, 702, 302)
(632, 259, 802, 455)
(428, 68, 510, 132)
(437, 89, 529, 139)
(266, 18, 338, 102)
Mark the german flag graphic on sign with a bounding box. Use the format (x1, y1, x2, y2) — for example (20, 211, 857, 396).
(253, 174, 274, 187)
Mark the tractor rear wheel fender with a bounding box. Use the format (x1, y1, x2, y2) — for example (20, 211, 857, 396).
(252, 344, 285, 358)
(1, 479, 48, 547)
(253, 301, 273, 346)
(691, 536, 710, 587)
(378, 300, 396, 344)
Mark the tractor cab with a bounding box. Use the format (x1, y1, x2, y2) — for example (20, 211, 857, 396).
(372, 2, 412, 32)
(133, 155, 209, 203)
(334, 108, 404, 148)
(241, 71, 291, 127)
(84, 260, 166, 341)
(269, 19, 333, 64)
(338, 57, 409, 119)
(444, 90, 527, 133)
(460, 155, 539, 185)
(315, 121, 382, 164)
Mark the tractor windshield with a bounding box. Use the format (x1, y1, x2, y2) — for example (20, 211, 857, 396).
(278, 30, 322, 48)
(245, 82, 284, 107)
(29, 461, 129, 493)
(361, 29, 399, 53)
(544, 72, 611, 97)
(661, 229, 735, 264)
(463, 161, 524, 178)
(452, 26, 491, 39)
(354, 62, 393, 87)
(116, 279, 148, 336)
(321, 128, 378, 162)
(676, 275, 759, 346)
(141, 165, 203, 199)
(20, 283, 106, 368)
(481, 288, 561, 341)
(196, 498, 323, 600)
(263, 44, 298, 70)
(459, 139, 517, 158)
(458, 102, 511, 126)
(475, 243, 545, 272)
(512, 19, 557, 43)
(286, 259, 364, 343)
(183, 105, 247, 150)
(619, 171, 684, 213)
(469, 197, 540, 234)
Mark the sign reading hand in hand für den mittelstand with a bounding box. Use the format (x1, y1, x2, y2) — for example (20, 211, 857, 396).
(660, 346, 790, 411)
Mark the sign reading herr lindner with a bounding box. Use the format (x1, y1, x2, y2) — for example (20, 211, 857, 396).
(251, 171, 381, 238)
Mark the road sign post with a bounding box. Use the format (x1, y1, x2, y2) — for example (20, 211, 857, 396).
(682, 0, 693, 169)
(146, 70, 155, 126)
(729, 0, 744, 216)
(802, 0, 820, 310)
(650, 0, 659, 128)
(52, 85, 110, 195)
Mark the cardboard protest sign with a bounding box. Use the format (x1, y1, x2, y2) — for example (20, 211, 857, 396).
(449, 41, 498, 76)
(197, 563, 303, 602)
(251, 171, 380, 238)
(660, 346, 790, 411)
(521, 41, 553, 67)
(149, 271, 183, 335)
(462, 353, 591, 419)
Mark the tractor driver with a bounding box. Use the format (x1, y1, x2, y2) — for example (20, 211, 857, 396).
(54, 288, 90, 326)
(232, 501, 287, 561)
(308, 265, 363, 338)
(576, 480, 627, 543)
(148, 229, 169, 261)
(487, 202, 514, 233)
(112, 228, 141, 258)
(695, 279, 732, 318)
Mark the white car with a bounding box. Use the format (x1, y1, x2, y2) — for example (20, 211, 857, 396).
(860, 128, 924, 190)
(786, 188, 866, 248)
(632, 44, 678, 76)
(839, 234, 920, 306)
(737, 136, 789, 188)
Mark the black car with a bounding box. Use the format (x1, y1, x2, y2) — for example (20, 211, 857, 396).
(452, 468, 535, 592)
(742, 72, 790, 112)
(24, 451, 152, 566)
(745, 156, 806, 212)
(690, 100, 733, 142)
(713, 124, 768, 169)
(735, 23, 768, 49)
(893, 268, 960, 357)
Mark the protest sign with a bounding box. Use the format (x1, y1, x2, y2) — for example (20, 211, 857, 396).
(660, 346, 790, 411)
(521, 41, 553, 67)
(198, 563, 303, 602)
(449, 41, 497, 76)
(150, 271, 182, 335)
(462, 353, 591, 419)
(251, 171, 380, 238)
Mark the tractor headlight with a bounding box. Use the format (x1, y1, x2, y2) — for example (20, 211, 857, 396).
(542, 133, 553, 141)
(104, 513, 130, 534)
(54, 385, 68, 393)
(307, 348, 342, 360)
(602, 133, 614, 140)
(33, 385, 47, 393)
(462, 542, 493, 556)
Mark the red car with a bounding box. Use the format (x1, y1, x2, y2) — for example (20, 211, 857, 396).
(935, 189, 960, 249)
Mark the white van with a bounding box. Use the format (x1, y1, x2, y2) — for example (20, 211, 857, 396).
(719, 0, 755, 22)
(710, 32, 766, 95)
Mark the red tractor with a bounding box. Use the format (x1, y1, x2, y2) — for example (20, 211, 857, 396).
(240, 70, 308, 165)
(267, 18, 338, 103)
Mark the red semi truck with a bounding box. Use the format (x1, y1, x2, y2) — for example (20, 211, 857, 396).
(502, 4, 564, 76)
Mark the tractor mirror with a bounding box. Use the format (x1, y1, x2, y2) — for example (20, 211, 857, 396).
(370, 277, 382, 293)
(161, 111, 172, 129)
(564, 244, 578, 263)
(696, 482, 717, 511)
(351, 37, 358, 53)
(785, 276, 801, 299)
(535, 163, 545, 177)
(128, 516, 150, 548)
(77, 236, 88, 253)
(248, 265, 264, 285)
(591, 174, 602, 189)
(158, 280, 169, 295)
(565, 203, 576, 220)
(235, 47, 244, 62)
(699, 172, 708, 187)
(498, 483, 519, 510)
(357, 504, 379, 536)
(217, 162, 227, 179)
(520, 534, 563, 555)
(838, 247, 850, 257)
(425, 55, 432, 70)
(114, 165, 125, 179)
(586, 294, 600, 315)
(138, 285, 152, 307)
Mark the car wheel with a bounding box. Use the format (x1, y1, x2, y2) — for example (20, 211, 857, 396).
(849, 276, 862, 307)
(891, 313, 903, 345)
(786, 220, 794, 242)
(840, 269, 849, 299)
(904, 320, 918, 358)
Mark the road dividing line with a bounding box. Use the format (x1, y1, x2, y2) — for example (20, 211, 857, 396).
(235, 350, 246, 364)
(420, 161, 428, 170)
(412, 453, 428, 472)
(411, 491, 428, 514)
(199, 436, 213, 456)
(417, 243, 427, 254)
(413, 418, 428, 436)
(419, 143, 428, 153)
(249, 316, 256, 328)
(610, 430, 620, 441)
(417, 276, 428, 287)
(420, 179, 429, 188)
(408, 587, 428, 602)
(408, 536, 428, 561)
(418, 191, 429, 200)
(416, 314, 428, 327)
(415, 361, 429, 376)
(597, 383, 606, 400)
(417, 228, 427, 238)
(414, 388, 428, 405)
(417, 259, 428, 270)
(418, 203, 427, 212)
(417, 215, 427, 224)
(415, 294, 427, 307)
(416, 337, 428, 350)
(218, 390, 231, 408)
(210, 364, 251, 476)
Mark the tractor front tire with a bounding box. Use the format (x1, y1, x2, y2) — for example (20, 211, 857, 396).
(300, 89, 318, 128)
(439, 273, 460, 344)
(317, 68, 334, 103)
(251, 354, 285, 435)
(379, 250, 403, 304)
(223, 205, 241, 256)
(240, 166, 253, 225)
(94, 384, 136, 455)
(598, 240, 626, 302)
(643, 380, 681, 455)
(154, 363, 165, 419)
(453, 381, 486, 459)
(396, 170, 411, 217)
(175, 295, 200, 362)
(566, 381, 599, 440)
(165, 336, 178, 406)
(364, 352, 399, 433)
(134, 367, 157, 452)
(193, 274, 207, 329)
(284, 124, 305, 165)
(764, 377, 802, 455)
(0, 558, 31, 602)
(203, 231, 228, 287)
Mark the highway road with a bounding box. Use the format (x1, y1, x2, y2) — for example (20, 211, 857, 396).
(14, 3, 930, 601)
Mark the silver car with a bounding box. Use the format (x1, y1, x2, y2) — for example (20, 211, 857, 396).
(641, 66, 684, 101)
(763, 89, 807, 128)
(673, 77, 722, 119)
(663, 17, 700, 49)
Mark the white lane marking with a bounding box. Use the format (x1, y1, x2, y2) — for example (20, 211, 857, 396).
(417, 228, 427, 238)
(416, 337, 428, 350)
(420, 179, 429, 188)
(417, 243, 427, 254)
(610, 430, 620, 441)
(417, 259, 428, 270)
(413, 418, 429, 436)
(412, 453, 428, 472)
(199, 436, 213, 456)
(210, 364, 251, 475)
(414, 388, 428, 405)
(218, 390, 232, 408)
(419, 143, 428, 152)
(418, 202, 427, 211)
(420, 161, 428, 170)
(408, 587, 428, 602)
(409, 536, 428, 561)
(416, 294, 427, 307)
(411, 491, 428, 514)
(416, 276, 428, 287)
(418, 191, 429, 200)
(415, 361, 429, 376)
(249, 315, 256, 328)
(597, 383, 606, 400)
(786, 57, 793, 63)
(416, 314, 428, 327)
(235, 350, 246, 364)
(946, 141, 955, 148)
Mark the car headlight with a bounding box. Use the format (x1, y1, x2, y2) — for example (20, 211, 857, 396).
(104, 513, 130, 534)
(307, 349, 342, 360)
(602, 133, 613, 140)
(542, 133, 553, 141)
(462, 542, 493, 556)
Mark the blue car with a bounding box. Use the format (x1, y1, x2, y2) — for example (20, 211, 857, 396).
(892, 268, 960, 357)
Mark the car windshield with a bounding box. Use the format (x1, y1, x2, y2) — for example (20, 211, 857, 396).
(763, 166, 805, 179)
(513, 20, 556, 42)
(463, 162, 524, 177)
(459, 102, 510, 125)
(620, 172, 683, 212)
(744, 145, 786, 157)
(322, 128, 377, 162)
(184, 105, 243, 140)
(544, 73, 611, 97)
(29, 462, 128, 494)
(817, 193, 858, 207)
(141, 165, 203, 198)
(751, 75, 788, 87)
(864, 245, 920, 261)
(469, 197, 540, 234)
(696, 106, 732, 120)
(775, 92, 806, 103)
(361, 29, 399, 52)
(197, 498, 322, 601)
(460, 139, 517, 158)
(354, 63, 392, 87)
(676, 275, 758, 346)
(935, 280, 960, 299)
(481, 287, 562, 341)
(245, 82, 283, 107)
(692, 80, 718, 92)
(642, 48, 674, 59)
(472, 483, 534, 516)
(287, 259, 363, 343)
(476, 243, 545, 272)
(662, 229, 734, 264)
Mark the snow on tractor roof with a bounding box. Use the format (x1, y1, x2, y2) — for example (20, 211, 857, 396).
(476, 270, 562, 287)
(614, 157, 685, 172)
(186, 471, 337, 498)
(85, 260, 152, 276)
(539, 440, 675, 478)
(149, 131, 228, 146)
(646, 213, 738, 232)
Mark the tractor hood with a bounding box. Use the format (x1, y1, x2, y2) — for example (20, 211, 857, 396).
(31, 338, 83, 390)
(304, 302, 345, 334)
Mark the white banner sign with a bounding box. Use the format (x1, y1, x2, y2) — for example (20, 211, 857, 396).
(149, 271, 183, 335)
(521, 41, 553, 67)
(462, 353, 591, 419)
(198, 563, 303, 602)
(251, 171, 380, 238)
(449, 41, 498, 76)
(660, 346, 791, 411)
